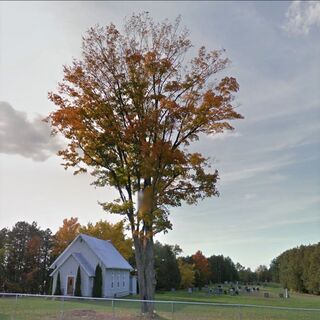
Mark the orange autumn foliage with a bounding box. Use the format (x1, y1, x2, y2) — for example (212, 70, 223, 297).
(192, 250, 210, 287)
(52, 217, 80, 256)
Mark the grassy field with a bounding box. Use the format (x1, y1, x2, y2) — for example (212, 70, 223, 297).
(153, 283, 320, 308)
(0, 284, 319, 320)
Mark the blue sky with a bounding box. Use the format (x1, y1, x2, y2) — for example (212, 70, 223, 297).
(0, 1, 319, 269)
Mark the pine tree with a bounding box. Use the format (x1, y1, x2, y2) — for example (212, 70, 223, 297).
(74, 266, 82, 296)
(54, 271, 62, 295)
(48, 276, 53, 295)
(92, 264, 102, 297)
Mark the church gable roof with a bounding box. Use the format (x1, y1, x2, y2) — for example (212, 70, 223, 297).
(72, 252, 95, 276)
(50, 233, 133, 271)
(50, 252, 95, 277)
(80, 234, 132, 270)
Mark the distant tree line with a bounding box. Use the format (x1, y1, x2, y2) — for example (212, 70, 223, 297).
(0, 222, 52, 293)
(0, 219, 319, 295)
(270, 244, 320, 295)
(154, 247, 268, 291)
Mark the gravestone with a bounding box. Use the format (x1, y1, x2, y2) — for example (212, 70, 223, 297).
(285, 288, 289, 299)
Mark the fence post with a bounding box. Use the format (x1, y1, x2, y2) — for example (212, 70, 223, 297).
(171, 301, 174, 320)
(60, 296, 64, 320)
(13, 294, 18, 320)
(112, 299, 115, 319)
(238, 304, 242, 320)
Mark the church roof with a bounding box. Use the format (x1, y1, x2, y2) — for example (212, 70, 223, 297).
(72, 252, 95, 276)
(80, 234, 132, 270)
(49, 233, 133, 272)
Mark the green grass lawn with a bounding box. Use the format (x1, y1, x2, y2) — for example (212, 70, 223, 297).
(0, 285, 319, 320)
(152, 283, 320, 309)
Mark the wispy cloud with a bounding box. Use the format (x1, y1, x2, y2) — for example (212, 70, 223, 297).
(184, 195, 320, 244)
(244, 193, 257, 200)
(221, 156, 297, 184)
(0, 102, 61, 161)
(209, 131, 242, 141)
(283, 1, 320, 35)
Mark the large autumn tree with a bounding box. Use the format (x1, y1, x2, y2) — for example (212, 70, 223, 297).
(48, 13, 242, 313)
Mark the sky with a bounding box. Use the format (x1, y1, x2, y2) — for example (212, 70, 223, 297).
(0, 1, 319, 270)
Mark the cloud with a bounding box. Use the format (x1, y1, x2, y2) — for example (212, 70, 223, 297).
(209, 131, 242, 141)
(0, 102, 61, 161)
(220, 156, 297, 184)
(282, 1, 320, 35)
(244, 193, 256, 200)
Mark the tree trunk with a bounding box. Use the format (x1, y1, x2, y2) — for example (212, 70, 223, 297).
(133, 234, 156, 317)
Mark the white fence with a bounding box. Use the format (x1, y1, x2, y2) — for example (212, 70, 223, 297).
(0, 292, 320, 319)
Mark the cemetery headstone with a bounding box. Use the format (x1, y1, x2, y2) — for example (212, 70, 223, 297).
(285, 288, 289, 299)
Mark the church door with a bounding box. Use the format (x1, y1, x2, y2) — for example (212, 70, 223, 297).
(67, 276, 75, 295)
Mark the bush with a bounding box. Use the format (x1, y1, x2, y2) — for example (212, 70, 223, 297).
(92, 264, 102, 297)
(74, 266, 82, 296)
(54, 271, 62, 295)
(48, 276, 53, 295)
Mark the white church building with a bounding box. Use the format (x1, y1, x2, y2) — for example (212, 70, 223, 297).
(50, 234, 137, 297)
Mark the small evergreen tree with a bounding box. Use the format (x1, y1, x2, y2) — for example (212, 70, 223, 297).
(54, 271, 62, 295)
(92, 264, 102, 297)
(74, 266, 82, 296)
(48, 276, 53, 295)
